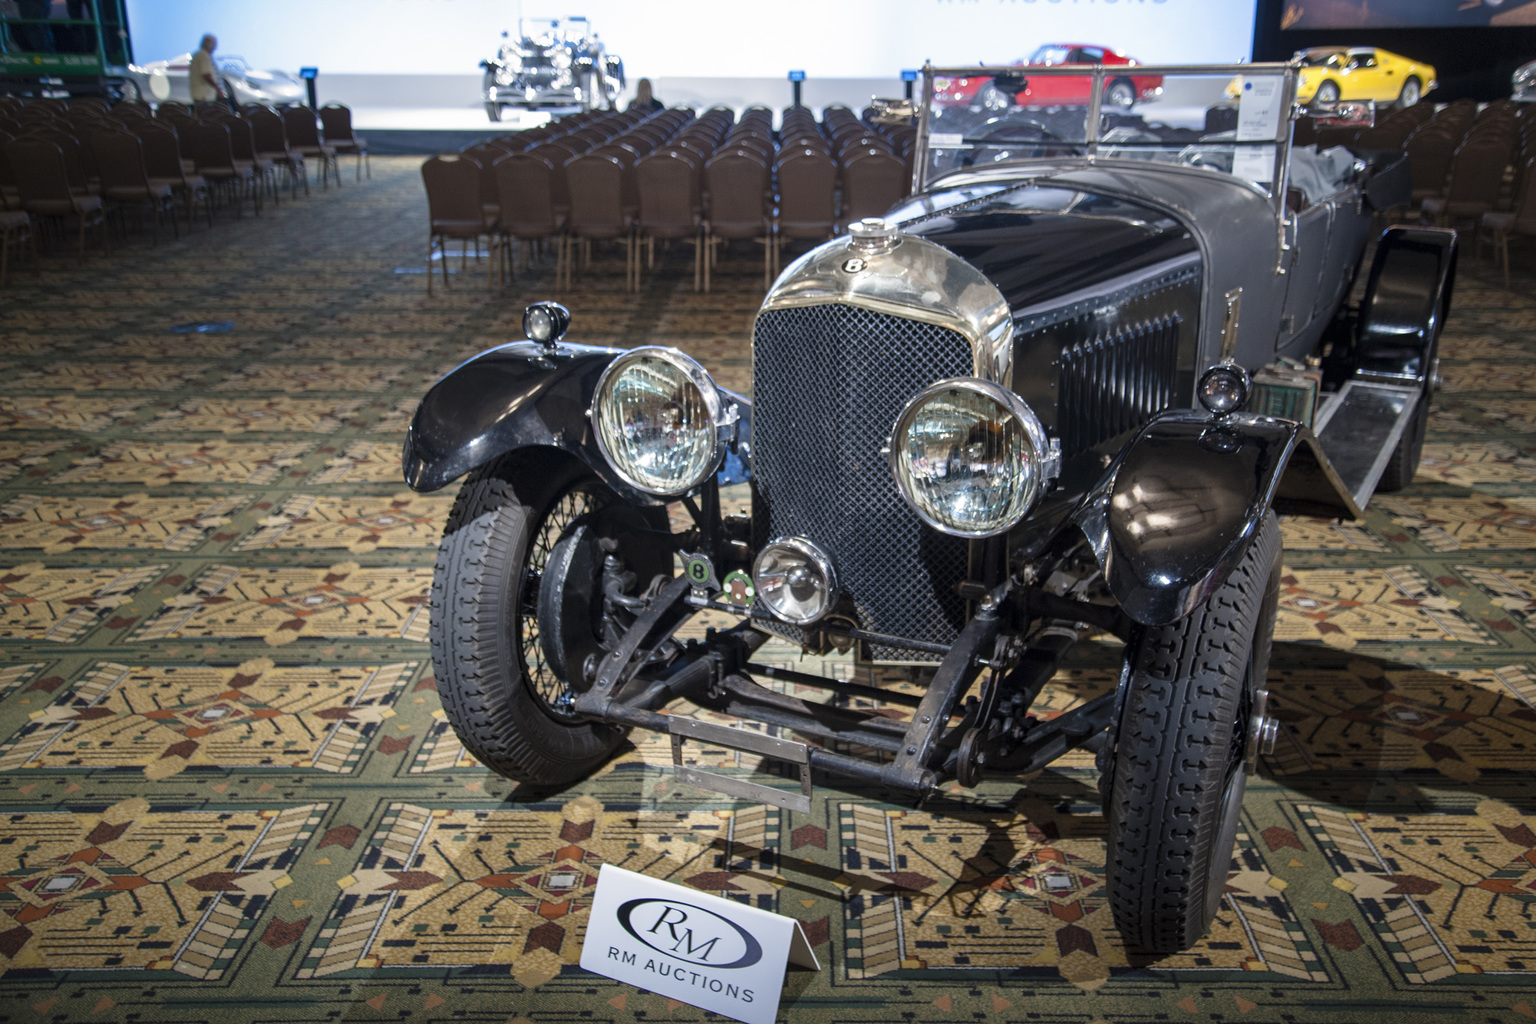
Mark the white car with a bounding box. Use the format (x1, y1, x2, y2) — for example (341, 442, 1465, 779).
(126, 54, 305, 106)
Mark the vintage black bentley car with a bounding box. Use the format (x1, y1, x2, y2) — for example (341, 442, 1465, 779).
(403, 62, 1457, 953)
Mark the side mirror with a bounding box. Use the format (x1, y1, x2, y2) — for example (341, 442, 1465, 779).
(869, 97, 916, 124)
(1305, 98, 1374, 129)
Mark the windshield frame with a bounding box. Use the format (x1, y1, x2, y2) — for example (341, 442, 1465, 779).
(913, 61, 1301, 213)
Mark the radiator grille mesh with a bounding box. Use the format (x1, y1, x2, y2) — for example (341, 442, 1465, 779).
(752, 304, 973, 657)
(1057, 314, 1181, 456)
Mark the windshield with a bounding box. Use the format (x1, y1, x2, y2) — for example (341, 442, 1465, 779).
(521, 16, 589, 45)
(1299, 51, 1346, 68)
(1029, 45, 1073, 66)
(918, 64, 1298, 203)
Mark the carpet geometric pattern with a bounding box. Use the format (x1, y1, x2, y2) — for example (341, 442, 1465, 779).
(3, 156, 1536, 1022)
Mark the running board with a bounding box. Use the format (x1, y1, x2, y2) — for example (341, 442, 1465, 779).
(1311, 380, 1421, 509)
(668, 716, 812, 813)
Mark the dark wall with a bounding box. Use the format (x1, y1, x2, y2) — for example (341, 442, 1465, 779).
(1251, 0, 1536, 102)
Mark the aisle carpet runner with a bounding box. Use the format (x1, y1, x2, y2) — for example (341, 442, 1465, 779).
(1, 157, 1535, 1022)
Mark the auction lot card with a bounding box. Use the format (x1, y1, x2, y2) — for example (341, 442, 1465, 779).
(580, 864, 817, 1024)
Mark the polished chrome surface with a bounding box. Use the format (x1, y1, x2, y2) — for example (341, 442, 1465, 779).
(1197, 363, 1252, 416)
(523, 301, 570, 347)
(760, 229, 1015, 385)
(752, 536, 839, 626)
(588, 346, 727, 497)
(887, 377, 1056, 538)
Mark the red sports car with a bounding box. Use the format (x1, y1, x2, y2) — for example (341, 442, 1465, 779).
(932, 44, 1164, 109)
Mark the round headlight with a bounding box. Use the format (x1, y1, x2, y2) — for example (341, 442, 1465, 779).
(1197, 362, 1251, 416)
(591, 347, 725, 496)
(494, 65, 515, 86)
(890, 378, 1050, 538)
(753, 537, 838, 625)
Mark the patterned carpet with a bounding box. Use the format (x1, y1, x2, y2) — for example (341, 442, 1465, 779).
(3, 155, 1536, 1023)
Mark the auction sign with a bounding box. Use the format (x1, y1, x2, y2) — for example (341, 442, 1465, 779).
(580, 864, 818, 1024)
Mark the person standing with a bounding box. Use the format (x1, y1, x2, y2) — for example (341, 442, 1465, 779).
(189, 33, 225, 111)
(627, 77, 663, 113)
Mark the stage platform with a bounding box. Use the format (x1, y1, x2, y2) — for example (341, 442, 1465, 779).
(352, 105, 555, 155)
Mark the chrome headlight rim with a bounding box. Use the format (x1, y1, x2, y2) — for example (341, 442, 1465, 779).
(888, 377, 1051, 539)
(589, 345, 727, 497)
(752, 535, 839, 625)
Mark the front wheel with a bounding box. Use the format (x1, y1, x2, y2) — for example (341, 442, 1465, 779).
(1104, 511, 1282, 952)
(1398, 76, 1422, 109)
(1105, 79, 1136, 109)
(428, 454, 668, 785)
(485, 101, 503, 122)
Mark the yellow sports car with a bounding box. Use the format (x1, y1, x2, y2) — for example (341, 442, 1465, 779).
(1291, 47, 1437, 107)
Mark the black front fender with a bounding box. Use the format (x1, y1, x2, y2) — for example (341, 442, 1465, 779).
(1076, 410, 1303, 626)
(401, 340, 751, 499)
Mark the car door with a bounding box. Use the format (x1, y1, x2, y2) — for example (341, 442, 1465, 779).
(1278, 199, 1334, 357)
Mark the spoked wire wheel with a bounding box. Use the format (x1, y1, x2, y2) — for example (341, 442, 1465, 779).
(518, 482, 608, 718)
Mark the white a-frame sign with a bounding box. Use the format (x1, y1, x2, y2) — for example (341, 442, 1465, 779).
(580, 864, 820, 1024)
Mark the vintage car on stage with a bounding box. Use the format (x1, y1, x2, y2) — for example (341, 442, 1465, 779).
(403, 61, 1456, 952)
(125, 53, 305, 106)
(480, 15, 624, 120)
(933, 43, 1163, 110)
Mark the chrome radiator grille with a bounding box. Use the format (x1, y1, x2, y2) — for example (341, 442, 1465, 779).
(1057, 314, 1182, 456)
(752, 304, 972, 658)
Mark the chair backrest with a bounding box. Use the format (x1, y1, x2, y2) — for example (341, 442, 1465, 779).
(1406, 129, 1459, 195)
(18, 128, 91, 193)
(704, 149, 769, 236)
(775, 148, 837, 235)
(1512, 156, 1536, 233)
(184, 120, 237, 173)
(88, 128, 152, 191)
(318, 103, 356, 144)
(564, 152, 629, 236)
(421, 153, 484, 226)
(1444, 136, 1511, 207)
(223, 116, 259, 162)
(841, 148, 907, 224)
(461, 143, 501, 203)
(493, 152, 561, 236)
(636, 150, 698, 232)
(5, 138, 73, 203)
(137, 121, 188, 180)
(247, 106, 290, 153)
(281, 106, 324, 148)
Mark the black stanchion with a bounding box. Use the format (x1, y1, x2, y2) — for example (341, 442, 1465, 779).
(789, 69, 805, 108)
(300, 66, 318, 108)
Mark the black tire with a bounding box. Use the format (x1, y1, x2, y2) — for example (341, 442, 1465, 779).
(1105, 79, 1136, 109)
(1398, 76, 1422, 110)
(1377, 393, 1428, 493)
(429, 453, 638, 785)
(485, 101, 502, 122)
(1104, 511, 1282, 953)
(1315, 80, 1341, 104)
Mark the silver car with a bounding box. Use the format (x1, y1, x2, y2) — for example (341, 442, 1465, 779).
(481, 16, 624, 120)
(1515, 59, 1536, 102)
(126, 53, 305, 106)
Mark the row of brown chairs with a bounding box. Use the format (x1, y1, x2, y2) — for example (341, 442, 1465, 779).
(1, 95, 366, 269)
